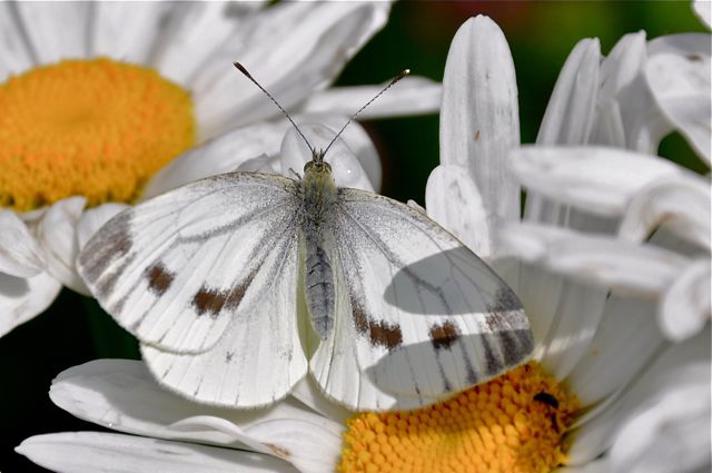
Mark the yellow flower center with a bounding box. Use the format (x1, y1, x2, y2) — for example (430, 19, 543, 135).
(339, 362, 579, 473)
(0, 58, 195, 211)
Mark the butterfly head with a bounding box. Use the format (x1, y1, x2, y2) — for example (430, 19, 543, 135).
(304, 152, 332, 176)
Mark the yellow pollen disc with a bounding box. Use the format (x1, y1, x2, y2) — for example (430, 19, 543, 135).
(339, 362, 580, 473)
(0, 58, 195, 211)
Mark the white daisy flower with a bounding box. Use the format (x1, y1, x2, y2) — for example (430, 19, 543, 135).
(0, 1, 442, 338)
(16, 15, 710, 473)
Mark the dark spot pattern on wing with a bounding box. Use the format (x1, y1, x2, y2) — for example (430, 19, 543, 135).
(80, 210, 134, 296)
(369, 321, 403, 351)
(192, 270, 258, 318)
(499, 330, 534, 366)
(429, 320, 460, 350)
(352, 303, 402, 351)
(145, 262, 174, 295)
(193, 286, 228, 317)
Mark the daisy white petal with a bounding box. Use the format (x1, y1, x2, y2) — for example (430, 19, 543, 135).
(438, 15, 520, 255)
(511, 146, 683, 216)
(500, 222, 688, 297)
(536, 281, 608, 380)
(77, 203, 130, 250)
(314, 115, 383, 191)
(0, 3, 34, 82)
(618, 173, 710, 248)
(536, 38, 600, 145)
(142, 122, 286, 198)
(425, 164, 490, 256)
(693, 0, 712, 28)
(17, 432, 293, 473)
(194, 1, 390, 139)
(90, 2, 176, 64)
(300, 76, 442, 119)
(608, 364, 711, 473)
(36, 196, 89, 295)
(646, 33, 711, 163)
(151, 3, 254, 86)
(659, 259, 711, 341)
(15, 1, 90, 63)
(592, 31, 670, 153)
(565, 297, 664, 405)
(289, 378, 350, 425)
(554, 459, 611, 473)
(568, 328, 710, 465)
(0, 272, 61, 338)
(280, 124, 374, 191)
(0, 210, 46, 277)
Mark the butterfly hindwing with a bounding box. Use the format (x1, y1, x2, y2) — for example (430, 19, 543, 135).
(78, 172, 300, 355)
(141, 227, 307, 407)
(311, 188, 533, 411)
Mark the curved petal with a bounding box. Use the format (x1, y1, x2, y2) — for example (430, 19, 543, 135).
(0, 2, 35, 82)
(568, 328, 710, 465)
(511, 146, 683, 216)
(693, 0, 712, 29)
(536, 38, 600, 146)
(299, 76, 442, 119)
(90, 2, 175, 64)
(151, 3, 251, 86)
(618, 171, 710, 249)
(0, 271, 61, 338)
(280, 124, 373, 191)
(592, 31, 671, 153)
(608, 364, 711, 473)
(14, 2, 90, 63)
(49, 359, 342, 473)
(77, 203, 130, 250)
(439, 15, 520, 244)
(36, 197, 88, 294)
(659, 259, 710, 341)
(500, 222, 689, 298)
(425, 164, 491, 256)
(17, 432, 294, 473)
(313, 116, 382, 191)
(646, 34, 712, 164)
(0, 210, 46, 277)
(193, 1, 391, 139)
(565, 297, 664, 406)
(142, 121, 287, 198)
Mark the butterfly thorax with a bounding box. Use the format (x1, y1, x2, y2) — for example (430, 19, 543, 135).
(302, 158, 337, 224)
(301, 156, 337, 340)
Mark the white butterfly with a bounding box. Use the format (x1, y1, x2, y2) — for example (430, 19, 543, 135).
(77, 66, 533, 411)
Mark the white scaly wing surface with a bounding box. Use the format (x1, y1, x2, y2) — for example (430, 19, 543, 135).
(78, 172, 299, 354)
(311, 188, 533, 411)
(78, 172, 307, 407)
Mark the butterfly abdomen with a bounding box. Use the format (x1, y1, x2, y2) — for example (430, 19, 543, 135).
(305, 241, 335, 339)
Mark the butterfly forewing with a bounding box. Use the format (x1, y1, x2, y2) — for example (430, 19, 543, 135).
(78, 173, 300, 354)
(311, 188, 533, 410)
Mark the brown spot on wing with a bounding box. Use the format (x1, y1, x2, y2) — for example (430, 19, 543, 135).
(145, 262, 174, 295)
(193, 286, 228, 317)
(225, 269, 258, 310)
(429, 320, 460, 350)
(474, 129, 480, 141)
(352, 302, 402, 351)
(369, 321, 403, 351)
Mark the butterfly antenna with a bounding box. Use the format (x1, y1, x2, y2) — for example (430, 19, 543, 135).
(233, 61, 316, 156)
(321, 69, 411, 158)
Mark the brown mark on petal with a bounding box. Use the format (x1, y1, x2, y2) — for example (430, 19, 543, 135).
(429, 320, 460, 350)
(265, 443, 290, 459)
(145, 262, 174, 296)
(687, 53, 702, 62)
(474, 129, 480, 141)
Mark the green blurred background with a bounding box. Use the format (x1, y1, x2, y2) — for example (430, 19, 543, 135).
(1, 2, 707, 472)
